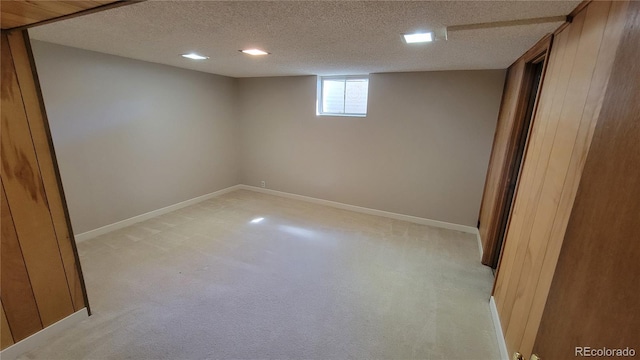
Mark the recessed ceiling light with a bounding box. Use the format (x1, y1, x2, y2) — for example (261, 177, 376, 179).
(403, 32, 433, 44)
(240, 49, 270, 56)
(181, 53, 209, 60)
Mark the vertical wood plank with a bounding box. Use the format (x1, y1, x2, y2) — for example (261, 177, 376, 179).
(1, 179, 43, 342)
(492, 1, 632, 358)
(504, 0, 612, 352)
(500, 10, 585, 337)
(0, 301, 14, 349)
(493, 23, 569, 327)
(520, 0, 631, 355)
(7, 30, 87, 312)
(534, 1, 640, 356)
(1, 32, 74, 327)
(493, 28, 565, 306)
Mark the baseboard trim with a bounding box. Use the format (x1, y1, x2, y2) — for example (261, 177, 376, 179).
(237, 185, 477, 234)
(476, 230, 484, 261)
(0, 308, 88, 360)
(490, 296, 509, 360)
(74, 185, 243, 242)
(75, 183, 478, 242)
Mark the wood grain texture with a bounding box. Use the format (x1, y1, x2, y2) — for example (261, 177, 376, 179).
(6, 30, 87, 312)
(518, 0, 630, 355)
(534, 1, 640, 357)
(1, 180, 43, 342)
(493, 22, 569, 326)
(1, 32, 74, 328)
(479, 34, 552, 268)
(504, 0, 611, 352)
(0, 302, 13, 348)
(500, 10, 584, 333)
(492, 0, 629, 358)
(0, 1, 129, 353)
(1, 1, 119, 30)
(478, 61, 524, 265)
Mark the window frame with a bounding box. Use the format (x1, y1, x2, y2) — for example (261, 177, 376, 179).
(316, 75, 369, 117)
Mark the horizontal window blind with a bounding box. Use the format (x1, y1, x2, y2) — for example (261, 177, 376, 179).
(319, 76, 368, 116)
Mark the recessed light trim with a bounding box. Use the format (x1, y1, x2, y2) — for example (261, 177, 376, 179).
(181, 53, 209, 60)
(403, 32, 433, 44)
(240, 48, 270, 56)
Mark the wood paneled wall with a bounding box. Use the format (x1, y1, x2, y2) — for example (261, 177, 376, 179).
(534, 1, 640, 356)
(492, 0, 630, 357)
(1, 1, 121, 30)
(1, 30, 88, 350)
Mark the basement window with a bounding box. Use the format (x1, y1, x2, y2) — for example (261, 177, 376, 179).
(317, 75, 369, 117)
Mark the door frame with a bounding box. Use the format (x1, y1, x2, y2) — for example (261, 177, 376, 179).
(478, 34, 553, 267)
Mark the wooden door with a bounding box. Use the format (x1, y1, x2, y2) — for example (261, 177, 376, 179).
(477, 36, 551, 268)
(492, 1, 630, 358)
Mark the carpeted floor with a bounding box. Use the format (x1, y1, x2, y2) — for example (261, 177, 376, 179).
(19, 189, 499, 359)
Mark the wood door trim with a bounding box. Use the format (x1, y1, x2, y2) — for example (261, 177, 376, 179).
(496, 35, 554, 271)
(479, 65, 521, 266)
(480, 35, 553, 267)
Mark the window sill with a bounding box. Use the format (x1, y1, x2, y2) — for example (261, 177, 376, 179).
(316, 113, 367, 118)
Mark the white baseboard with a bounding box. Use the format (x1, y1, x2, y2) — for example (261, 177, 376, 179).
(74, 185, 243, 242)
(75, 183, 478, 243)
(237, 185, 478, 234)
(490, 296, 509, 360)
(0, 308, 88, 360)
(476, 230, 484, 261)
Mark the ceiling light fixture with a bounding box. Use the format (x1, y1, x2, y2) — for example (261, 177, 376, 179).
(403, 32, 434, 44)
(240, 49, 270, 56)
(181, 53, 209, 60)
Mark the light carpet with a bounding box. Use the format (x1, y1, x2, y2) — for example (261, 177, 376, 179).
(19, 189, 499, 359)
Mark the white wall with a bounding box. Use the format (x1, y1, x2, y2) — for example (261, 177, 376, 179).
(31, 41, 240, 234)
(238, 72, 505, 226)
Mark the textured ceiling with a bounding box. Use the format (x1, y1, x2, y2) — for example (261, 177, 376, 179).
(29, 1, 580, 78)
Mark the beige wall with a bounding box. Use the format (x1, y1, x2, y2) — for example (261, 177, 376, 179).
(31, 41, 240, 234)
(238, 71, 505, 226)
(31, 40, 504, 232)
